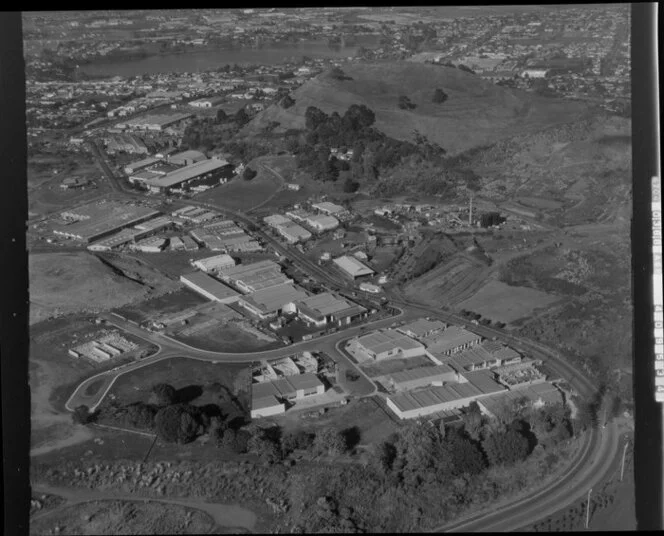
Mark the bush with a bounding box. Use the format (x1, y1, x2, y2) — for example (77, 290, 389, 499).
(432, 88, 448, 104)
(398, 95, 417, 110)
(151, 383, 177, 406)
(280, 94, 295, 109)
(72, 405, 93, 425)
(154, 404, 202, 444)
(243, 167, 258, 181)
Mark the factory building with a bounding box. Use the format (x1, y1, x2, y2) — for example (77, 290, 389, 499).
(305, 214, 339, 233)
(238, 284, 309, 320)
(294, 292, 367, 328)
(141, 159, 233, 193)
(386, 364, 458, 392)
(193, 254, 236, 273)
(276, 221, 312, 244)
(251, 372, 326, 418)
(180, 272, 241, 304)
(348, 329, 427, 361)
(386, 370, 506, 419)
(443, 343, 522, 373)
(218, 260, 290, 294)
(124, 156, 160, 175)
(167, 149, 207, 167)
(332, 255, 375, 280)
(311, 201, 345, 215)
(422, 326, 483, 356)
(477, 382, 563, 419)
(54, 201, 161, 243)
(397, 318, 448, 340)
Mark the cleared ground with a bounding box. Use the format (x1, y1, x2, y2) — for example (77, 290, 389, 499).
(173, 323, 280, 353)
(30, 499, 218, 535)
(116, 288, 207, 324)
(457, 279, 560, 323)
(29, 252, 151, 325)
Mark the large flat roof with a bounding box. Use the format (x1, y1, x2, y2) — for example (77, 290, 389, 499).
(333, 255, 374, 277)
(423, 326, 482, 354)
(145, 159, 229, 188)
(388, 382, 484, 413)
(478, 382, 562, 414)
(194, 253, 235, 270)
(389, 364, 456, 385)
(242, 284, 309, 314)
(356, 329, 424, 355)
(56, 201, 160, 241)
(125, 156, 159, 170)
(252, 373, 323, 399)
(220, 260, 289, 291)
(460, 370, 506, 395)
(312, 201, 345, 214)
(169, 149, 207, 163)
(180, 271, 240, 301)
(296, 292, 357, 317)
(398, 318, 448, 339)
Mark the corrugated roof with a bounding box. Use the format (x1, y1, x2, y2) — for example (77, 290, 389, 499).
(145, 159, 229, 188)
(389, 364, 455, 385)
(356, 329, 424, 355)
(242, 284, 309, 314)
(398, 318, 448, 338)
(296, 292, 354, 316)
(388, 382, 483, 412)
(180, 272, 240, 300)
(333, 255, 374, 277)
(461, 370, 506, 395)
(423, 326, 482, 354)
(252, 395, 283, 411)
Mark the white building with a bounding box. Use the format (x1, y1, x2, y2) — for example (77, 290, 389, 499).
(193, 253, 236, 273)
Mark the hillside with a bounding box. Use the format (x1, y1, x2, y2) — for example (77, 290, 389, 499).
(29, 252, 153, 324)
(243, 61, 590, 155)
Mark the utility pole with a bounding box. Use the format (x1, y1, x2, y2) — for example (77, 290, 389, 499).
(585, 487, 592, 529)
(620, 439, 629, 482)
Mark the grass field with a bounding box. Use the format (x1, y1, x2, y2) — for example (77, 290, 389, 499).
(360, 355, 435, 378)
(194, 155, 290, 212)
(116, 288, 207, 324)
(174, 323, 280, 352)
(107, 356, 251, 409)
(29, 252, 152, 325)
(457, 279, 560, 323)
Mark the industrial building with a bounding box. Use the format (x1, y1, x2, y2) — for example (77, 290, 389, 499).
(477, 382, 563, 419)
(386, 370, 506, 419)
(140, 159, 233, 193)
(306, 214, 339, 233)
(386, 364, 458, 392)
(219, 260, 290, 294)
(252, 372, 326, 406)
(116, 112, 193, 131)
(422, 326, 483, 356)
(311, 201, 345, 215)
(124, 156, 160, 175)
(294, 292, 367, 328)
(397, 318, 448, 340)
(276, 221, 312, 244)
(193, 253, 236, 273)
(263, 214, 292, 227)
(332, 255, 375, 280)
(238, 284, 309, 320)
(251, 396, 286, 418)
(168, 149, 207, 167)
(180, 272, 241, 304)
(444, 343, 522, 373)
(348, 329, 427, 361)
(54, 201, 161, 243)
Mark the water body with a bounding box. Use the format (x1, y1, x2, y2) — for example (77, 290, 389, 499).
(79, 36, 381, 78)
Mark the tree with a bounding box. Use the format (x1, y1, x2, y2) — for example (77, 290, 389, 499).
(442, 430, 486, 477)
(461, 402, 484, 440)
(248, 432, 283, 463)
(432, 88, 448, 104)
(216, 108, 228, 123)
(235, 107, 250, 126)
(373, 441, 397, 475)
(280, 94, 295, 109)
(457, 64, 476, 75)
(243, 167, 258, 181)
(305, 106, 329, 131)
(151, 383, 177, 406)
(282, 430, 315, 453)
(126, 402, 156, 430)
(343, 177, 360, 193)
(72, 405, 93, 425)
(482, 427, 530, 466)
(398, 95, 416, 110)
(342, 104, 376, 130)
(314, 427, 347, 456)
(329, 66, 352, 81)
(154, 404, 201, 444)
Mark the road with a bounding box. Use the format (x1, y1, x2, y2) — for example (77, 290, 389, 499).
(76, 140, 621, 532)
(65, 307, 409, 412)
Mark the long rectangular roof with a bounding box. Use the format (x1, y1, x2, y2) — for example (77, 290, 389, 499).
(145, 159, 229, 188)
(296, 292, 357, 316)
(252, 373, 323, 399)
(194, 253, 236, 271)
(242, 284, 309, 314)
(356, 329, 424, 355)
(312, 201, 345, 214)
(460, 370, 506, 395)
(423, 326, 482, 354)
(56, 202, 160, 241)
(389, 364, 456, 385)
(388, 382, 484, 413)
(220, 260, 289, 291)
(180, 271, 240, 301)
(333, 255, 374, 277)
(398, 318, 448, 339)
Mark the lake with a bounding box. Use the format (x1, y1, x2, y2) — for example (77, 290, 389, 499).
(79, 36, 381, 78)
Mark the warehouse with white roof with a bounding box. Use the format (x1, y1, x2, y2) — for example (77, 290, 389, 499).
(193, 254, 236, 273)
(238, 284, 309, 320)
(180, 272, 241, 304)
(348, 329, 427, 361)
(294, 292, 367, 328)
(332, 255, 375, 280)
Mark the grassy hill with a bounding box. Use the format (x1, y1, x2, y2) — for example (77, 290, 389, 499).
(243, 61, 590, 155)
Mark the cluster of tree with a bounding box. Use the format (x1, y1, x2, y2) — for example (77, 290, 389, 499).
(279, 94, 295, 109)
(457, 64, 477, 75)
(328, 66, 353, 81)
(432, 88, 449, 104)
(243, 167, 258, 181)
(398, 95, 417, 110)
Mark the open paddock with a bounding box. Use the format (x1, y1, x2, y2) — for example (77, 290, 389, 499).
(115, 288, 208, 324)
(457, 280, 560, 323)
(360, 355, 435, 378)
(173, 323, 281, 353)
